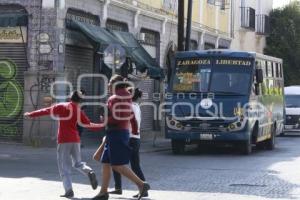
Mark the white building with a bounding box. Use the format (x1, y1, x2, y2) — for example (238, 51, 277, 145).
(230, 0, 273, 53)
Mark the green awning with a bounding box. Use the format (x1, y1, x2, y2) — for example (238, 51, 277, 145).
(68, 20, 121, 47)
(68, 20, 164, 79)
(111, 31, 164, 79)
(0, 13, 28, 27)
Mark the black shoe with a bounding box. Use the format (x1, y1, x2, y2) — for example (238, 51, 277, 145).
(60, 190, 74, 198)
(88, 171, 98, 190)
(138, 183, 150, 200)
(133, 192, 148, 198)
(108, 189, 122, 195)
(92, 193, 109, 200)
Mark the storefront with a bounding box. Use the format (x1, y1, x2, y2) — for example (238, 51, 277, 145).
(65, 9, 100, 122)
(0, 5, 28, 141)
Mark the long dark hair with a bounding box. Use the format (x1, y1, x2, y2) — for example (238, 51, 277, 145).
(128, 87, 143, 102)
(70, 91, 83, 103)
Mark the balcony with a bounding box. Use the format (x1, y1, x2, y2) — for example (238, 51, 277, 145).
(256, 14, 270, 35)
(241, 7, 256, 30)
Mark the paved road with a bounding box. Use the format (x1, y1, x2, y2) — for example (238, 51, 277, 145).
(1, 135, 300, 200)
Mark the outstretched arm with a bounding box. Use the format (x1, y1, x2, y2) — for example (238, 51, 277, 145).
(24, 104, 63, 118)
(79, 111, 105, 131)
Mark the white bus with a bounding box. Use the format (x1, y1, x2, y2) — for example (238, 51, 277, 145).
(284, 86, 300, 133)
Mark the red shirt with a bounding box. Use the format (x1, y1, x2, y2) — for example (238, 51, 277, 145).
(28, 102, 103, 144)
(107, 88, 138, 134)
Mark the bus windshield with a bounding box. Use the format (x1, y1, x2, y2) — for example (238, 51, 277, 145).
(285, 95, 300, 108)
(172, 58, 253, 95)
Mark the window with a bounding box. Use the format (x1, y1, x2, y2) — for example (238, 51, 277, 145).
(260, 60, 266, 77)
(279, 64, 283, 78)
(106, 19, 128, 32)
(220, 0, 226, 10)
(140, 29, 158, 46)
(275, 63, 279, 77)
(190, 40, 198, 50)
(271, 62, 274, 77)
(204, 42, 215, 50)
(207, 0, 215, 5)
(267, 61, 273, 77)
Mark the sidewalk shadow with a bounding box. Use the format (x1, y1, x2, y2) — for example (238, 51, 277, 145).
(110, 197, 153, 200)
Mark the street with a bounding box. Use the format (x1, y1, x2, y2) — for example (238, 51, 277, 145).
(1, 135, 300, 200)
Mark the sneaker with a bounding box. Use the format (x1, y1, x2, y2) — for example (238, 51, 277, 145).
(108, 189, 122, 195)
(133, 192, 148, 198)
(138, 183, 150, 200)
(92, 192, 109, 200)
(88, 171, 98, 190)
(60, 190, 74, 198)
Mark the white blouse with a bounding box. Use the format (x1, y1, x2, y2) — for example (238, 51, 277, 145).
(130, 102, 141, 139)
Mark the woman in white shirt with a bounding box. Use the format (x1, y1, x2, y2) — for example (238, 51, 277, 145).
(110, 87, 147, 198)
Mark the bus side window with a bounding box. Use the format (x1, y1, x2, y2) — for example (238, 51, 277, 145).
(273, 62, 278, 78)
(275, 63, 279, 77)
(279, 63, 283, 78)
(267, 61, 273, 77)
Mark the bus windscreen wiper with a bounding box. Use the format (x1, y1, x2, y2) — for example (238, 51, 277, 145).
(210, 91, 244, 95)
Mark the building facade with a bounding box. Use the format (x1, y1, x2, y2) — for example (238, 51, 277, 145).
(0, 0, 232, 146)
(230, 0, 273, 53)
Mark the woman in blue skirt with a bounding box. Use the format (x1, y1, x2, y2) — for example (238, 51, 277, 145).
(92, 75, 150, 200)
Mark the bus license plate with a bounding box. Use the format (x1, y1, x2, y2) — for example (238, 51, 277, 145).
(200, 134, 213, 140)
(285, 125, 294, 129)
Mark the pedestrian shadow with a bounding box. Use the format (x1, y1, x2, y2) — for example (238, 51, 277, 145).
(110, 197, 153, 200)
(71, 198, 90, 200)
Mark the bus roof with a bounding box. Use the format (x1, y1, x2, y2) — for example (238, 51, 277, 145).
(285, 86, 300, 95)
(175, 50, 282, 63)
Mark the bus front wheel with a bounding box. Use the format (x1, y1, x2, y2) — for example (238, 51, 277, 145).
(265, 125, 276, 150)
(171, 139, 185, 155)
(239, 137, 252, 155)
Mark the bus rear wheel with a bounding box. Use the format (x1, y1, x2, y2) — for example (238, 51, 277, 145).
(171, 139, 185, 155)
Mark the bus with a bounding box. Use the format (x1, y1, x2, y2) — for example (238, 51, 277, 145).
(284, 86, 300, 134)
(165, 50, 284, 155)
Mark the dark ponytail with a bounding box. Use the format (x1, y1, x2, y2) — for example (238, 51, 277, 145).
(128, 87, 143, 102)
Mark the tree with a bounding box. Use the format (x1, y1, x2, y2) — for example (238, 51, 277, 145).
(264, 3, 300, 85)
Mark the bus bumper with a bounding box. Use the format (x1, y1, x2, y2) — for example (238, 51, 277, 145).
(165, 130, 250, 142)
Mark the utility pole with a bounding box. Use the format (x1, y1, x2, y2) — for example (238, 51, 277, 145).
(185, 0, 193, 51)
(178, 0, 185, 51)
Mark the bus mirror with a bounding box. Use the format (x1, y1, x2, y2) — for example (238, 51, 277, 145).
(256, 69, 263, 83)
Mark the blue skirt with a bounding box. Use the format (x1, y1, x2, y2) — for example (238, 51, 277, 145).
(101, 129, 131, 165)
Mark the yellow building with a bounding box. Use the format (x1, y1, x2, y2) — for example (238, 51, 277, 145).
(133, 0, 232, 49)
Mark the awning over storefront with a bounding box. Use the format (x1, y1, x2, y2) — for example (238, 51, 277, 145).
(68, 20, 120, 47)
(111, 31, 163, 79)
(68, 20, 163, 79)
(0, 13, 28, 27)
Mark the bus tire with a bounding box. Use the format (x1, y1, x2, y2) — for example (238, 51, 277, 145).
(171, 139, 185, 155)
(239, 137, 252, 155)
(265, 125, 276, 150)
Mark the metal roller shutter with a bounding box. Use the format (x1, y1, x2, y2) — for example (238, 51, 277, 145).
(139, 44, 157, 132)
(65, 45, 95, 120)
(137, 79, 155, 131)
(0, 43, 27, 141)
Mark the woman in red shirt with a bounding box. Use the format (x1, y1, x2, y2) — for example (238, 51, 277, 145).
(92, 75, 150, 200)
(24, 91, 103, 198)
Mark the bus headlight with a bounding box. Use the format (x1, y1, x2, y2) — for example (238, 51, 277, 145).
(166, 116, 185, 131)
